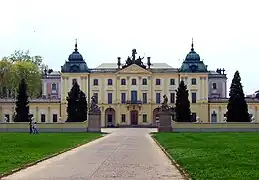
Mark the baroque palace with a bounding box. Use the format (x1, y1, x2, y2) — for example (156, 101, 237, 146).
(1, 40, 259, 127)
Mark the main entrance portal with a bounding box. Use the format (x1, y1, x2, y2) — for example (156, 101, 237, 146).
(130, 110, 138, 125)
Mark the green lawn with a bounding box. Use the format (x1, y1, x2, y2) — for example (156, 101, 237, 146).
(154, 133, 259, 180)
(0, 132, 101, 175)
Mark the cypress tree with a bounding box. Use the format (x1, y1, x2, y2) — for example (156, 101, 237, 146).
(15, 78, 29, 122)
(175, 80, 191, 122)
(226, 71, 250, 122)
(66, 81, 87, 122)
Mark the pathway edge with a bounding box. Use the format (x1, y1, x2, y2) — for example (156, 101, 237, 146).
(0, 134, 106, 179)
(150, 133, 192, 180)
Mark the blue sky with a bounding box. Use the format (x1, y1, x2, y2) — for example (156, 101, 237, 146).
(0, 0, 258, 95)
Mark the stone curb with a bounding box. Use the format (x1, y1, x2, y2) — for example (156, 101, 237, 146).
(150, 133, 192, 180)
(0, 134, 104, 179)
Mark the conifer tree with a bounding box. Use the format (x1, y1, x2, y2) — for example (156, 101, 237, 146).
(175, 80, 191, 122)
(226, 71, 250, 122)
(66, 80, 87, 122)
(15, 78, 29, 122)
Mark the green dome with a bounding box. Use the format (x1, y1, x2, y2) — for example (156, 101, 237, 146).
(61, 41, 89, 73)
(179, 40, 208, 73)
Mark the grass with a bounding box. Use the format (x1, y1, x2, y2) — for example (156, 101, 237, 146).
(0, 132, 102, 175)
(154, 133, 259, 180)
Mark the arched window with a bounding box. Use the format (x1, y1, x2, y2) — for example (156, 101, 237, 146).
(132, 78, 137, 85)
(121, 78, 126, 85)
(142, 78, 147, 85)
(191, 78, 196, 85)
(108, 79, 113, 85)
(93, 79, 98, 86)
(212, 83, 217, 89)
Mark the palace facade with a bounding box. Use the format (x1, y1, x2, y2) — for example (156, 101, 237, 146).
(1, 41, 259, 126)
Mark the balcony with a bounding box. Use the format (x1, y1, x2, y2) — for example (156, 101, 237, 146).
(126, 100, 142, 104)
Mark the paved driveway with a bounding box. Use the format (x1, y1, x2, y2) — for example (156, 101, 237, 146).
(3, 128, 184, 180)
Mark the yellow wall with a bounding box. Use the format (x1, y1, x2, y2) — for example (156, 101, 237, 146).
(1, 64, 258, 126)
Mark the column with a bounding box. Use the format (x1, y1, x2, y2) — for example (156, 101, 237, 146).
(101, 76, 105, 103)
(204, 77, 208, 101)
(138, 76, 141, 101)
(127, 76, 130, 101)
(200, 77, 203, 100)
(116, 76, 120, 103)
(254, 106, 258, 122)
(218, 106, 221, 122)
(43, 82, 47, 96)
(36, 107, 39, 122)
(48, 107, 51, 123)
(0, 106, 2, 122)
(148, 76, 152, 103)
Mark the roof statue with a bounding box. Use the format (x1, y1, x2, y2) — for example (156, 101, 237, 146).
(89, 95, 100, 113)
(122, 49, 147, 69)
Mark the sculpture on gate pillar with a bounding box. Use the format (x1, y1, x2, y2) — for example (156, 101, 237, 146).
(159, 94, 173, 112)
(89, 95, 100, 114)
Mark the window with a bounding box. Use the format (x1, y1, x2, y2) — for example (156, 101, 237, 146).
(170, 79, 175, 85)
(143, 114, 147, 122)
(41, 114, 46, 122)
(191, 78, 196, 85)
(51, 83, 57, 93)
(156, 79, 161, 85)
(131, 90, 137, 102)
(212, 83, 217, 89)
(108, 79, 113, 85)
(156, 93, 161, 104)
(121, 93, 126, 104)
(93, 79, 98, 86)
(192, 92, 196, 103)
(93, 93, 98, 103)
(121, 78, 126, 85)
(108, 93, 112, 104)
(170, 93, 175, 103)
(121, 114, 126, 123)
(142, 78, 147, 85)
(142, 93, 147, 104)
(53, 114, 57, 122)
(132, 78, 136, 85)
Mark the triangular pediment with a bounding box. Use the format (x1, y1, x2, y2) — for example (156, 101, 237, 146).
(117, 64, 151, 74)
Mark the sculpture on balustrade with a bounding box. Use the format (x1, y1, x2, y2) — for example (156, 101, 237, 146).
(89, 95, 100, 114)
(122, 49, 147, 69)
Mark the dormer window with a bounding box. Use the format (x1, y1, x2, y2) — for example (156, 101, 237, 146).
(170, 79, 175, 85)
(108, 79, 113, 85)
(212, 83, 217, 89)
(121, 78, 126, 85)
(51, 83, 57, 93)
(156, 79, 161, 85)
(191, 78, 196, 85)
(132, 78, 137, 85)
(93, 79, 98, 86)
(142, 78, 147, 85)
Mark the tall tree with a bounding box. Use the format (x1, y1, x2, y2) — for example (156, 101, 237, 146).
(66, 81, 87, 122)
(0, 60, 12, 97)
(10, 61, 42, 97)
(226, 71, 250, 122)
(175, 80, 191, 122)
(15, 78, 29, 122)
(1, 50, 45, 98)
